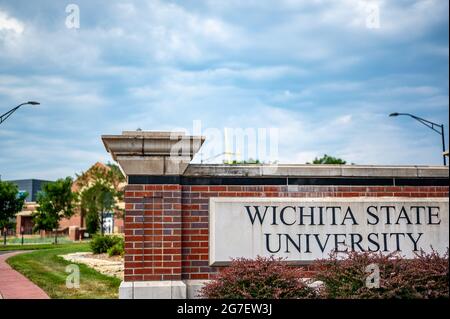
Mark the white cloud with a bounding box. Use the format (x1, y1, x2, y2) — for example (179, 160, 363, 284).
(334, 114, 353, 125)
(0, 10, 23, 33)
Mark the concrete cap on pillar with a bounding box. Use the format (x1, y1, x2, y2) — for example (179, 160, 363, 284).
(101, 131, 205, 176)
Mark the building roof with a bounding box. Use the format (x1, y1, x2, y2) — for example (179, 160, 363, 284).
(16, 202, 38, 216)
(71, 162, 109, 192)
(72, 161, 126, 193)
(6, 179, 53, 202)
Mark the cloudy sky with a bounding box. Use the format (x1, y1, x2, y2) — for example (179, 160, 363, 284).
(0, 0, 448, 180)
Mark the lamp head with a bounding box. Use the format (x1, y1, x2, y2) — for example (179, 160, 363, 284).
(389, 112, 399, 117)
(27, 101, 40, 105)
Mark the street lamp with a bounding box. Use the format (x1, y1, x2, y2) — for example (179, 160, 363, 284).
(0, 101, 40, 125)
(389, 112, 447, 166)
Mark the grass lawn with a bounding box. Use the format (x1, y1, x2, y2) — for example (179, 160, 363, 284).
(6, 243, 121, 299)
(0, 243, 75, 252)
(5, 235, 72, 245)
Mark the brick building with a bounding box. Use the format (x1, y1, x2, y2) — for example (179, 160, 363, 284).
(102, 131, 449, 299)
(7, 179, 52, 235)
(12, 163, 125, 238)
(65, 162, 125, 235)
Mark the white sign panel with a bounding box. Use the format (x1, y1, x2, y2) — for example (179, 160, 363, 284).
(209, 197, 449, 265)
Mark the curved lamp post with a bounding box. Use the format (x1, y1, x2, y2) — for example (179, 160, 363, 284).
(0, 101, 40, 125)
(389, 112, 447, 166)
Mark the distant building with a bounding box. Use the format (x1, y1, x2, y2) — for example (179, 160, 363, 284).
(6, 179, 53, 235)
(11, 163, 125, 238)
(7, 179, 53, 202)
(65, 162, 125, 235)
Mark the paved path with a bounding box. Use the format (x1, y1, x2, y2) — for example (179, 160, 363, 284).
(0, 251, 50, 299)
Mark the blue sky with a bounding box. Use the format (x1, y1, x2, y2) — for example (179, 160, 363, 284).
(0, 0, 448, 180)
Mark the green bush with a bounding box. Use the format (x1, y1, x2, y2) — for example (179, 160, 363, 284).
(199, 256, 318, 299)
(107, 239, 124, 257)
(90, 235, 122, 254)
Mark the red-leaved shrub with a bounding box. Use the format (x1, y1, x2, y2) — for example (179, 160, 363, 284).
(199, 256, 318, 299)
(313, 249, 449, 299)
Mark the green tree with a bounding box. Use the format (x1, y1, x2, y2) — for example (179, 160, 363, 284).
(224, 158, 261, 164)
(0, 181, 27, 245)
(309, 154, 347, 165)
(75, 162, 125, 191)
(85, 204, 100, 235)
(106, 162, 126, 187)
(81, 182, 118, 235)
(32, 177, 76, 244)
(76, 162, 124, 235)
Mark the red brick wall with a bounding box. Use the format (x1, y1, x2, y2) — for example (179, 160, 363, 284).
(123, 184, 449, 282)
(114, 215, 124, 233)
(59, 214, 83, 230)
(124, 185, 183, 282)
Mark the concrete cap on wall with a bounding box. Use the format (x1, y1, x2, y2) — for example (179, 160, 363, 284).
(101, 131, 205, 176)
(102, 131, 449, 179)
(184, 164, 449, 178)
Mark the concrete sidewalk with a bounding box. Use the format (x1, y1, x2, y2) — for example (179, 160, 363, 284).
(0, 251, 50, 299)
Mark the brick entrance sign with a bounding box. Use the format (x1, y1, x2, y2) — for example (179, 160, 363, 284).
(102, 131, 449, 299)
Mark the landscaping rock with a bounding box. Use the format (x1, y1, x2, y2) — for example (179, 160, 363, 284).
(59, 252, 124, 280)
